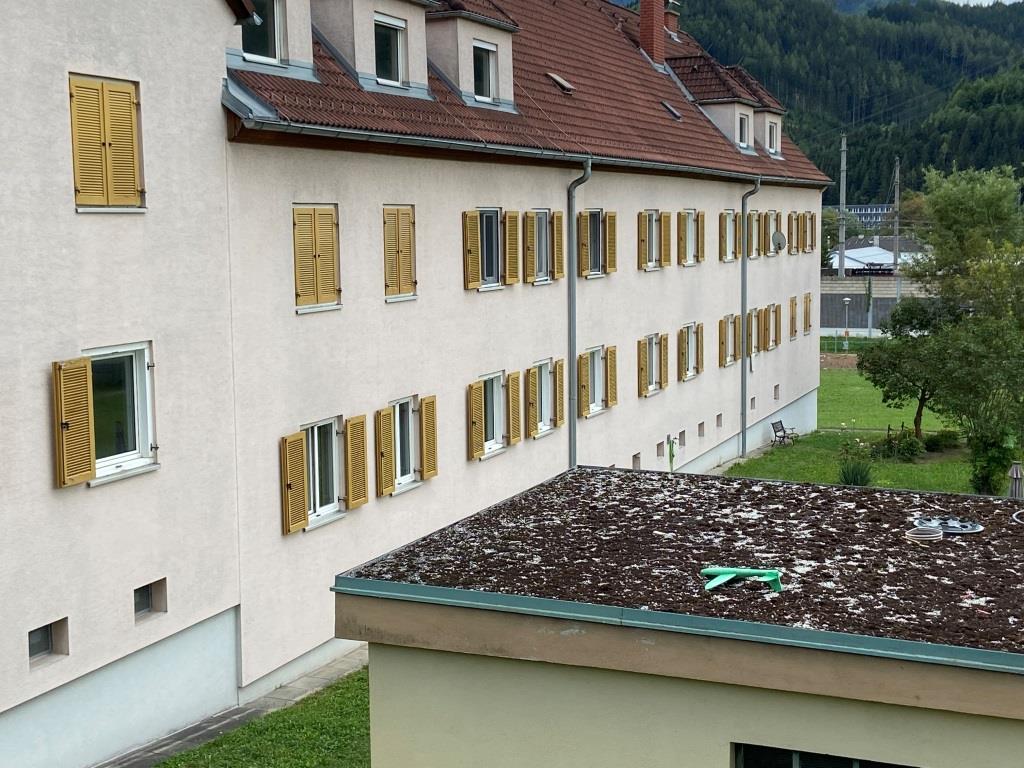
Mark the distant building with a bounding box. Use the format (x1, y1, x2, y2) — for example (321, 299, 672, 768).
(825, 204, 893, 231)
(826, 235, 927, 272)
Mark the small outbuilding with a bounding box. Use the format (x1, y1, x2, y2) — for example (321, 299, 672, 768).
(333, 468, 1024, 768)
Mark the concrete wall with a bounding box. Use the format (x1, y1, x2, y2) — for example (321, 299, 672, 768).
(370, 644, 1024, 768)
(0, 1, 239, 716)
(226, 141, 820, 685)
(0, 609, 238, 768)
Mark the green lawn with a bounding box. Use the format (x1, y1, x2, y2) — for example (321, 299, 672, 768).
(818, 368, 947, 432)
(819, 335, 881, 354)
(159, 669, 370, 768)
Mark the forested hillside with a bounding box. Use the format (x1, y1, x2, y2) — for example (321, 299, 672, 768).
(673, 0, 1024, 203)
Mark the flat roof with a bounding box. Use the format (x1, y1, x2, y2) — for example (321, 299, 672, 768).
(339, 468, 1024, 661)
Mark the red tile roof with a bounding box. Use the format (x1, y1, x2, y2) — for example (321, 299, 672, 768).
(728, 65, 785, 113)
(427, 0, 519, 29)
(666, 53, 758, 105)
(226, 0, 828, 185)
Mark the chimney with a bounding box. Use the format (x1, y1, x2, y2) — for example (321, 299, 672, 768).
(640, 0, 665, 65)
(664, 1, 679, 33)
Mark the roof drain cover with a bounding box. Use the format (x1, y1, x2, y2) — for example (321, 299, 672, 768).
(913, 516, 984, 534)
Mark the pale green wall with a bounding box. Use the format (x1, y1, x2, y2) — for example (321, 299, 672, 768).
(370, 644, 1024, 768)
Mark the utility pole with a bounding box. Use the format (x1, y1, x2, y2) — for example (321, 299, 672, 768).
(838, 133, 847, 279)
(893, 155, 901, 302)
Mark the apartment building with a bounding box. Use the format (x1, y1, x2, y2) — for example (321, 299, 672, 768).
(0, 0, 826, 765)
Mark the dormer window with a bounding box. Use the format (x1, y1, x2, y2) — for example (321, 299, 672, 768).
(768, 121, 780, 155)
(375, 13, 407, 86)
(473, 41, 497, 101)
(738, 114, 750, 148)
(243, 0, 283, 63)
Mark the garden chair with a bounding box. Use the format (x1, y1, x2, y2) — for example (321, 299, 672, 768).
(771, 420, 798, 446)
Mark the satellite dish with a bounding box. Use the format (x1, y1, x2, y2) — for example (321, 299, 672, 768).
(771, 230, 787, 252)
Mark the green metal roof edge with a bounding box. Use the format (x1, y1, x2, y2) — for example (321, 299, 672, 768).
(333, 576, 1024, 676)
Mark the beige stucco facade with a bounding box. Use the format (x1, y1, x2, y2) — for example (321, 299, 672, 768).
(370, 644, 1024, 768)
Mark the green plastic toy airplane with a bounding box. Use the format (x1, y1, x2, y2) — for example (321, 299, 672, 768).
(701, 567, 784, 592)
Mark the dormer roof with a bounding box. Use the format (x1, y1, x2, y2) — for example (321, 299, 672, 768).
(427, 0, 520, 31)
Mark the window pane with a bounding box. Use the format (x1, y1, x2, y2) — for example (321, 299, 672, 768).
(397, 401, 412, 477)
(28, 625, 51, 658)
(538, 364, 550, 426)
(481, 211, 499, 284)
(243, 0, 277, 58)
(92, 355, 137, 460)
(484, 379, 496, 442)
(589, 212, 602, 273)
(687, 214, 696, 260)
(648, 212, 657, 263)
(648, 337, 656, 387)
(589, 351, 600, 407)
(316, 423, 335, 508)
(134, 584, 152, 614)
(375, 24, 400, 81)
(536, 212, 549, 277)
(473, 47, 491, 97)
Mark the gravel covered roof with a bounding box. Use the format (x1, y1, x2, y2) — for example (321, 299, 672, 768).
(349, 468, 1024, 653)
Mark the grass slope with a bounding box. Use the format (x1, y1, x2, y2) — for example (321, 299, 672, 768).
(159, 670, 370, 768)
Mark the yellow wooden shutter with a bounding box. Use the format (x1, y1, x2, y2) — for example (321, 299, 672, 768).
(775, 212, 783, 253)
(718, 213, 727, 261)
(292, 208, 317, 306)
(279, 431, 308, 535)
(696, 323, 705, 372)
(659, 212, 672, 267)
(637, 338, 648, 397)
(398, 207, 416, 295)
(419, 395, 438, 480)
(523, 212, 537, 284)
(504, 210, 520, 285)
(677, 212, 688, 265)
(69, 77, 107, 206)
(383, 207, 400, 296)
(790, 296, 798, 338)
(787, 213, 796, 254)
(552, 211, 565, 279)
(314, 207, 340, 304)
(577, 353, 590, 417)
(677, 328, 688, 381)
(605, 346, 618, 407)
(467, 382, 485, 459)
(344, 415, 368, 510)
(718, 318, 727, 367)
(525, 367, 538, 439)
(462, 210, 481, 290)
(659, 333, 669, 388)
(733, 214, 742, 259)
(774, 304, 782, 347)
(746, 213, 755, 258)
(604, 212, 617, 272)
(102, 80, 141, 206)
(375, 407, 395, 496)
(553, 358, 565, 426)
(52, 357, 96, 488)
(636, 211, 648, 270)
(805, 292, 813, 332)
(811, 212, 818, 250)
(507, 371, 522, 445)
(577, 212, 589, 276)
(697, 211, 706, 262)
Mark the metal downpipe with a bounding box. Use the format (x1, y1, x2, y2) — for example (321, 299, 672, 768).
(567, 158, 592, 470)
(740, 177, 761, 458)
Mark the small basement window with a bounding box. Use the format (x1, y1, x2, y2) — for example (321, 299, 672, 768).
(28, 618, 69, 665)
(134, 578, 168, 620)
(735, 743, 917, 768)
(473, 41, 497, 101)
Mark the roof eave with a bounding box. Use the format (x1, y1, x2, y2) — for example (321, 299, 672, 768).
(426, 10, 519, 32)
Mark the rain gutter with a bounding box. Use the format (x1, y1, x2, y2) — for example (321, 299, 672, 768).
(233, 116, 829, 189)
(567, 159, 592, 470)
(332, 576, 1024, 676)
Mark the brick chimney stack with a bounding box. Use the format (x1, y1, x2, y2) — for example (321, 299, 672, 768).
(664, 1, 679, 33)
(640, 0, 665, 65)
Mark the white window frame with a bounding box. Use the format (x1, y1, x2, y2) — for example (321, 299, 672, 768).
(587, 209, 604, 276)
(765, 210, 778, 256)
(645, 209, 660, 269)
(534, 209, 552, 282)
(725, 314, 737, 363)
(725, 211, 736, 262)
(682, 209, 697, 265)
(768, 121, 779, 154)
(587, 347, 605, 414)
(374, 13, 407, 87)
(303, 416, 340, 524)
(738, 114, 750, 148)
(682, 323, 697, 377)
(478, 207, 503, 287)
(482, 372, 506, 453)
(242, 0, 284, 64)
(534, 359, 554, 434)
(645, 334, 659, 392)
(84, 341, 155, 479)
(770, 305, 780, 348)
(750, 210, 760, 257)
(391, 396, 419, 488)
(472, 40, 498, 102)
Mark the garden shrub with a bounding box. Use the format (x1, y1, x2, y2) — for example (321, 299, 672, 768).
(870, 429, 925, 462)
(967, 435, 1015, 495)
(838, 435, 873, 486)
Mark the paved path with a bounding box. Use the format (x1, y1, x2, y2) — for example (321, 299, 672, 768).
(95, 644, 368, 768)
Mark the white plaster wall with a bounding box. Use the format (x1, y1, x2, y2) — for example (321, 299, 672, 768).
(704, 103, 738, 143)
(370, 645, 1024, 768)
(226, 143, 820, 685)
(0, 2, 239, 713)
(425, 18, 460, 85)
(0, 609, 238, 768)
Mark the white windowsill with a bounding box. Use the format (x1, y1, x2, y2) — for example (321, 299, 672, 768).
(305, 509, 347, 531)
(532, 426, 556, 440)
(29, 653, 67, 672)
(88, 462, 160, 488)
(296, 303, 342, 315)
(532, 277, 554, 286)
(478, 283, 504, 293)
(643, 264, 661, 272)
(134, 610, 167, 626)
(391, 479, 422, 497)
(584, 406, 607, 419)
(682, 260, 699, 267)
(242, 53, 283, 66)
(584, 272, 606, 280)
(479, 446, 507, 461)
(377, 78, 406, 88)
(76, 207, 146, 214)
(643, 388, 663, 398)
(683, 372, 698, 382)
(385, 294, 417, 304)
